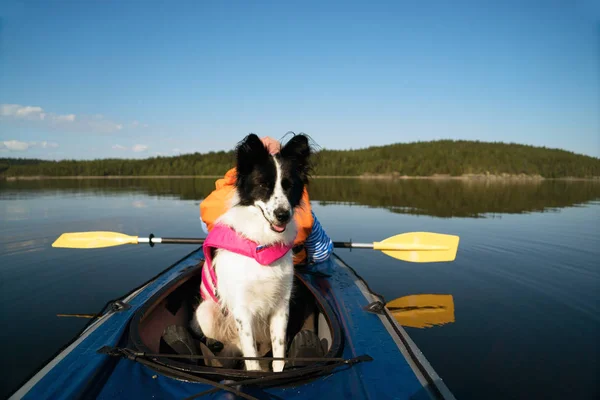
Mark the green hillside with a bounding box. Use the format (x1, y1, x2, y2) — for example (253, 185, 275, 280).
(1, 140, 599, 178)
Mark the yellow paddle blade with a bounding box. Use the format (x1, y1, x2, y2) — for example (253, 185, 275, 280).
(387, 294, 455, 329)
(52, 231, 139, 249)
(373, 232, 460, 262)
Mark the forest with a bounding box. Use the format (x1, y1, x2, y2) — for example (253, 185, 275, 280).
(1, 140, 599, 178)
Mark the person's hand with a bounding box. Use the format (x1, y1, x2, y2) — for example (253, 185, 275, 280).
(260, 136, 281, 155)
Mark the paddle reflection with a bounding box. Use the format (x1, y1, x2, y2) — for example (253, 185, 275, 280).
(387, 294, 455, 329)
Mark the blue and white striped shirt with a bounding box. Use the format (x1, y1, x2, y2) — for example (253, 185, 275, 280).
(304, 211, 333, 263)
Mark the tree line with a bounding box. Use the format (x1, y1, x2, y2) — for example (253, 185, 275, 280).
(1, 140, 599, 178)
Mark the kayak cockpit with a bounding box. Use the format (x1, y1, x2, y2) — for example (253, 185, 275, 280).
(126, 261, 343, 381)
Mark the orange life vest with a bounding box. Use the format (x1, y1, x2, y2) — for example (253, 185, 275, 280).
(200, 168, 314, 264)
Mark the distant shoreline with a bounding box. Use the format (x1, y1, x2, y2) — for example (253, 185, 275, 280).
(3, 174, 599, 182)
(3, 140, 598, 180)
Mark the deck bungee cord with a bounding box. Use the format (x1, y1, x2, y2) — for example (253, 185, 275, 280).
(98, 345, 373, 400)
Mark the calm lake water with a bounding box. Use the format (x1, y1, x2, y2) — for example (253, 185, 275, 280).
(0, 178, 598, 399)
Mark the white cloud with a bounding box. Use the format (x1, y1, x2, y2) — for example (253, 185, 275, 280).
(53, 114, 76, 122)
(39, 141, 59, 148)
(0, 140, 61, 152)
(172, 148, 181, 154)
(0, 103, 145, 134)
(85, 114, 125, 133)
(112, 144, 149, 153)
(1, 104, 42, 119)
(15, 106, 43, 118)
(1, 104, 75, 123)
(2, 140, 30, 151)
(132, 144, 149, 152)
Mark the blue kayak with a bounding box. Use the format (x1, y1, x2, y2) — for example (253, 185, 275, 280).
(9, 248, 456, 399)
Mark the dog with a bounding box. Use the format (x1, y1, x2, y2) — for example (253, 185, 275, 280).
(191, 133, 311, 372)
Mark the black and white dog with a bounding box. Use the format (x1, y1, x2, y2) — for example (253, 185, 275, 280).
(192, 133, 311, 372)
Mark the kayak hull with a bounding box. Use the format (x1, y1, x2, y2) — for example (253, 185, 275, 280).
(10, 248, 455, 400)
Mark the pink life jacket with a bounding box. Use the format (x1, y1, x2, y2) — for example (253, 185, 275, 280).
(201, 224, 294, 303)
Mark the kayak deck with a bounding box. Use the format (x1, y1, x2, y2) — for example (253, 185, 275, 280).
(10, 248, 455, 400)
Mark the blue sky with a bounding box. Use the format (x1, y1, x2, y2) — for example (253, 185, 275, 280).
(1, 0, 598, 160)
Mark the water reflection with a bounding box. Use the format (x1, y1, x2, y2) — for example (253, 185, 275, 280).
(387, 294, 455, 329)
(132, 200, 147, 208)
(1, 178, 599, 218)
(310, 179, 600, 217)
(2, 238, 49, 256)
(2, 204, 30, 221)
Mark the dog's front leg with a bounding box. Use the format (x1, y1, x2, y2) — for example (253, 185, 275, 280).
(270, 299, 290, 372)
(232, 307, 261, 371)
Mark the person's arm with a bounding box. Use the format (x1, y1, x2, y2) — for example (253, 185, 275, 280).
(304, 212, 333, 263)
(200, 217, 209, 234)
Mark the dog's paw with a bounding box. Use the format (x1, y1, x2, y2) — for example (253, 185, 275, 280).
(272, 360, 285, 373)
(245, 360, 262, 371)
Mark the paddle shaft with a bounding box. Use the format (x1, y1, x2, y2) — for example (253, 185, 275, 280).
(333, 241, 367, 248)
(141, 237, 447, 251)
(140, 237, 361, 247)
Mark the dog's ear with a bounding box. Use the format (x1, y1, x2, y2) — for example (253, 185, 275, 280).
(236, 134, 270, 175)
(280, 134, 311, 181)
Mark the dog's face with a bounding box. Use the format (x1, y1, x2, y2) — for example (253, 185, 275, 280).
(235, 134, 311, 233)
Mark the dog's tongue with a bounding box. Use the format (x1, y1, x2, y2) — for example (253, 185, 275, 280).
(271, 224, 286, 233)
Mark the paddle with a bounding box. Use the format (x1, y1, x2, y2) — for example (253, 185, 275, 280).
(386, 294, 455, 329)
(52, 231, 459, 263)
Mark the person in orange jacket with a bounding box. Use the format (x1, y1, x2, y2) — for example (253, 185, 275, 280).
(199, 136, 333, 265)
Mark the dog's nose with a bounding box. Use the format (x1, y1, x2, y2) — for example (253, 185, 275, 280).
(274, 208, 291, 223)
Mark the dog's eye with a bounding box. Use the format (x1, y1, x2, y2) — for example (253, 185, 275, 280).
(281, 179, 291, 190)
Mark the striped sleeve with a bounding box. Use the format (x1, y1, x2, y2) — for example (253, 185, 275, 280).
(200, 217, 209, 234)
(304, 212, 333, 263)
